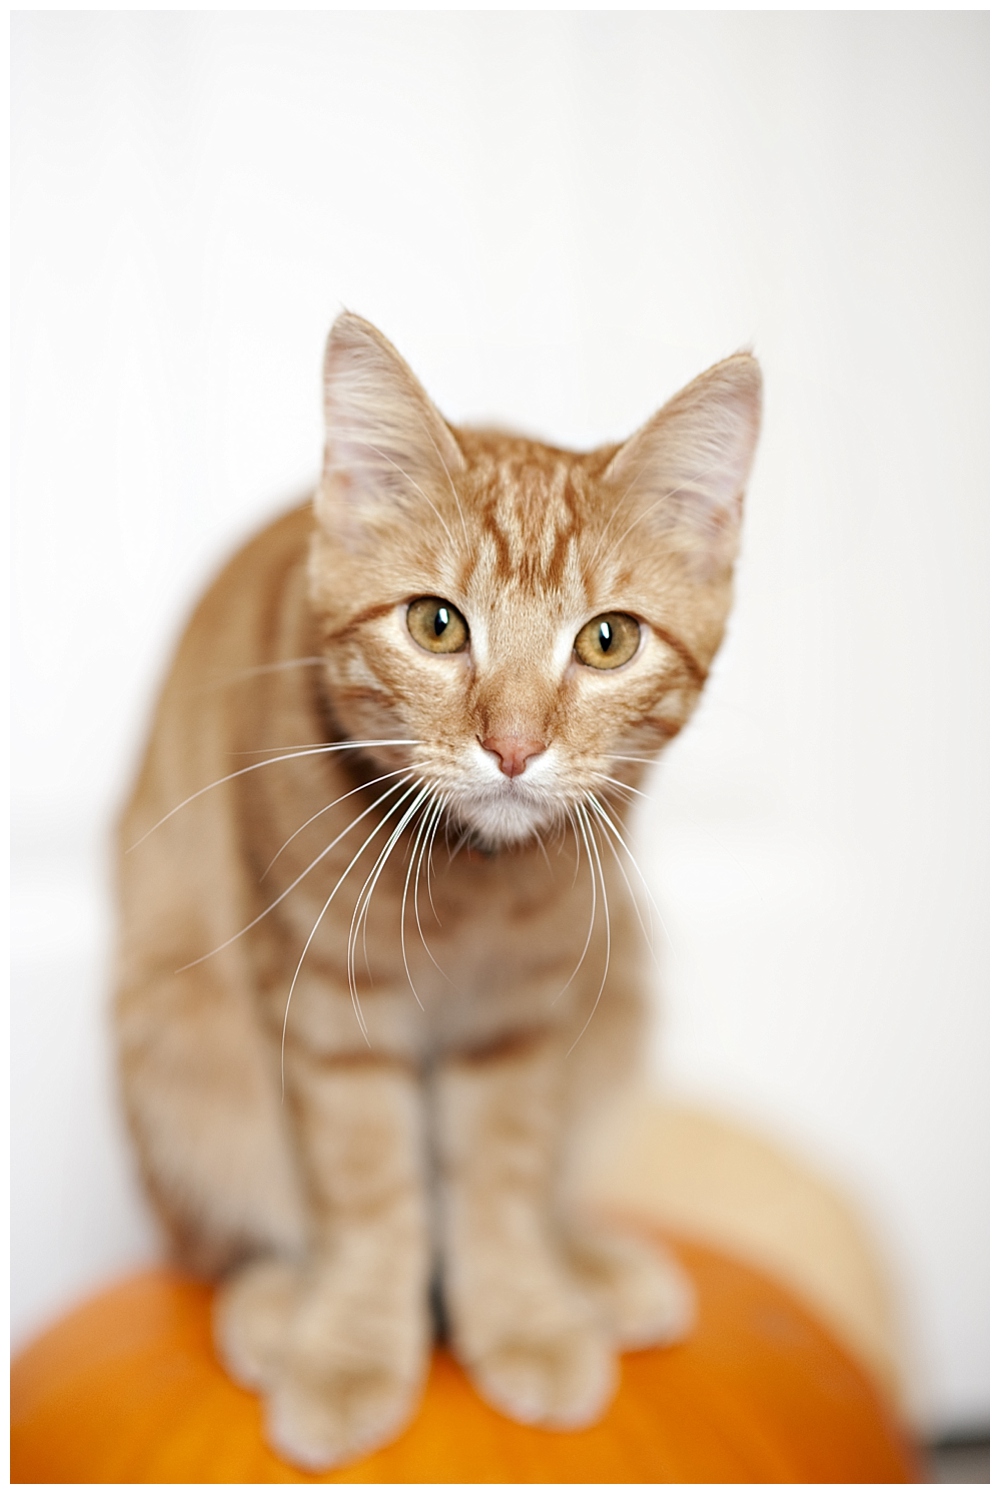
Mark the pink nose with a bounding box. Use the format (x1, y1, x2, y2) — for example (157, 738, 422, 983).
(480, 735, 547, 779)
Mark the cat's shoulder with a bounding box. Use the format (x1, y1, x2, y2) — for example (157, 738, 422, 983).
(171, 498, 317, 679)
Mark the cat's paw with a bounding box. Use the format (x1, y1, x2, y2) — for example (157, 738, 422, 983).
(214, 1256, 300, 1390)
(565, 1227, 696, 1349)
(265, 1360, 422, 1472)
(246, 1261, 431, 1471)
(468, 1322, 617, 1429)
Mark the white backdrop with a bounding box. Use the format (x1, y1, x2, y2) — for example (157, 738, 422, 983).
(11, 13, 987, 1432)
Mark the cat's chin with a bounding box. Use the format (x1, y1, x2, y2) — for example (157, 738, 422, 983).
(451, 792, 563, 851)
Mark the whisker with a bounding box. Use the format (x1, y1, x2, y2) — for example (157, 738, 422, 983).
(352, 784, 434, 988)
(177, 776, 415, 972)
(446, 821, 476, 864)
(202, 656, 326, 690)
(231, 737, 419, 757)
(598, 795, 630, 833)
(399, 794, 450, 1000)
(585, 792, 674, 958)
(259, 761, 431, 879)
(586, 794, 659, 966)
(424, 793, 448, 927)
(128, 740, 420, 849)
(395, 796, 431, 1001)
(592, 772, 649, 801)
(415, 796, 451, 966)
(349, 785, 433, 1010)
(568, 810, 582, 887)
(567, 804, 612, 1056)
(280, 779, 424, 1086)
(402, 798, 435, 982)
(551, 804, 597, 1007)
(531, 827, 554, 877)
(335, 789, 421, 1038)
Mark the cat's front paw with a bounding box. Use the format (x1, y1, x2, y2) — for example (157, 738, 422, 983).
(469, 1320, 617, 1429)
(214, 1256, 299, 1391)
(565, 1227, 696, 1349)
(266, 1358, 422, 1472)
(215, 1250, 429, 1470)
(259, 1262, 429, 1471)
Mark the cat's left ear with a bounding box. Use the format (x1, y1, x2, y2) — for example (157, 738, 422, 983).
(603, 352, 762, 579)
(317, 312, 466, 550)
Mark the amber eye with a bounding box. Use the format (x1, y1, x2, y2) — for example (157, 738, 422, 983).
(406, 597, 469, 655)
(574, 612, 641, 670)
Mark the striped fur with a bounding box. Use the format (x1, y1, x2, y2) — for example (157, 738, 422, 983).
(115, 314, 761, 1470)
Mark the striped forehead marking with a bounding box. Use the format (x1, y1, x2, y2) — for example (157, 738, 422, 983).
(465, 460, 588, 594)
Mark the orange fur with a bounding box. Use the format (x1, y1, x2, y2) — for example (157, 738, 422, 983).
(115, 313, 761, 1469)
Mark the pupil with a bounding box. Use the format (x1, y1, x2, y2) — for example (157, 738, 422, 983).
(599, 620, 613, 651)
(434, 608, 449, 636)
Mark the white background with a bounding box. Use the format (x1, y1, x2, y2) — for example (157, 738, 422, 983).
(11, 13, 987, 1432)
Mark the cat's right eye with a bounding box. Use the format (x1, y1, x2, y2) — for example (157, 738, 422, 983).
(406, 597, 470, 655)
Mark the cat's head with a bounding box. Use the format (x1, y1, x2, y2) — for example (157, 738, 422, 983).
(308, 313, 761, 848)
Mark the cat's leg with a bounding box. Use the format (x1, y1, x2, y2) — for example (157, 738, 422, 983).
(432, 1034, 616, 1428)
(556, 967, 696, 1351)
(215, 1255, 302, 1390)
(559, 1225, 695, 1348)
(116, 967, 307, 1274)
(232, 1054, 432, 1471)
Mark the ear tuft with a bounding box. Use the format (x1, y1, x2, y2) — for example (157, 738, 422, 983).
(604, 352, 763, 578)
(317, 313, 466, 549)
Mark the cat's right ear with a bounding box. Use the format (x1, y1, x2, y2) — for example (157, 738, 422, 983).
(603, 352, 762, 581)
(316, 313, 466, 551)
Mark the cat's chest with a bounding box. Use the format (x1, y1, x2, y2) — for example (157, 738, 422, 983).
(394, 846, 591, 997)
(398, 853, 601, 1048)
(269, 833, 607, 1056)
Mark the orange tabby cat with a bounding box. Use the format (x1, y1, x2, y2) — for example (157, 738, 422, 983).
(115, 313, 761, 1470)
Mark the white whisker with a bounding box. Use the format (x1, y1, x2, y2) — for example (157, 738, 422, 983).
(202, 656, 326, 690)
(349, 785, 433, 1011)
(568, 811, 582, 887)
(400, 794, 451, 999)
(531, 827, 554, 876)
(280, 779, 425, 1086)
(567, 804, 612, 1055)
(128, 739, 420, 849)
(585, 795, 658, 965)
(446, 821, 476, 864)
(592, 772, 649, 801)
(259, 762, 431, 879)
(232, 737, 418, 756)
(585, 792, 674, 958)
(551, 805, 597, 1006)
(402, 798, 435, 981)
(177, 776, 415, 973)
(424, 793, 449, 927)
(415, 796, 451, 967)
(396, 797, 431, 1001)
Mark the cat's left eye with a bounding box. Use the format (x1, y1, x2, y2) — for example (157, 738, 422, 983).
(574, 612, 641, 670)
(406, 597, 469, 655)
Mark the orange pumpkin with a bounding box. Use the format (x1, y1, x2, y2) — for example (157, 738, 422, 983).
(11, 1235, 922, 1483)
